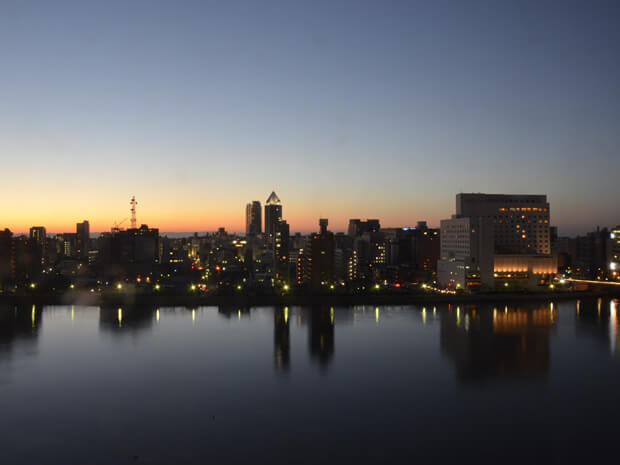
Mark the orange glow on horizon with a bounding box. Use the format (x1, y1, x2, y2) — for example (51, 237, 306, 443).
(4, 211, 443, 235)
(2, 191, 444, 234)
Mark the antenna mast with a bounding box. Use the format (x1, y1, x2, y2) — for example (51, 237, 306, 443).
(130, 196, 138, 229)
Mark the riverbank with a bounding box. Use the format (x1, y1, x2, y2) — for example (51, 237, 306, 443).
(1, 288, 618, 307)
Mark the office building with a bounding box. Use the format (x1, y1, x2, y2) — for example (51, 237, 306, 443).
(273, 219, 290, 281)
(383, 222, 440, 282)
(438, 193, 555, 290)
(76, 221, 90, 258)
(264, 191, 282, 236)
(437, 216, 493, 289)
(245, 201, 262, 236)
(611, 225, 620, 281)
(457, 193, 551, 254)
(76, 221, 90, 259)
(59, 233, 78, 258)
(29, 226, 47, 265)
(303, 219, 335, 289)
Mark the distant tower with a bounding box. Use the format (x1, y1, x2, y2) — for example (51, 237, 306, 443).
(264, 191, 282, 236)
(130, 196, 138, 229)
(245, 201, 262, 236)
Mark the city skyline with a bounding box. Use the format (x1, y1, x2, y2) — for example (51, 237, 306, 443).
(2, 2, 620, 463)
(1, 1, 619, 235)
(1, 189, 618, 236)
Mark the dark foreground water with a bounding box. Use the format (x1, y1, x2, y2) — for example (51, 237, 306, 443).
(1, 298, 619, 464)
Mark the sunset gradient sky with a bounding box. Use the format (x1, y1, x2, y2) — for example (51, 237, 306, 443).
(1, 0, 619, 235)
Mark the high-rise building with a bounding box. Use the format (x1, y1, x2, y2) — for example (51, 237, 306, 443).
(29, 226, 46, 245)
(29, 226, 47, 265)
(573, 228, 612, 279)
(76, 220, 90, 258)
(245, 201, 262, 236)
(307, 219, 335, 289)
(0, 229, 15, 288)
(437, 216, 494, 289)
(610, 225, 620, 281)
(438, 193, 555, 290)
(59, 233, 78, 258)
(264, 191, 282, 236)
(273, 220, 290, 281)
(456, 193, 550, 254)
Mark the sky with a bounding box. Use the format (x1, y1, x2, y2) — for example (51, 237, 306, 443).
(1, 0, 619, 235)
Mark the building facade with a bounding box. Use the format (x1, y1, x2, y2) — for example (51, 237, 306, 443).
(457, 193, 551, 255)
(264, 191, 282, 237)
(611, 226, 620, 281)
(245, 201, 262, 236)
(437, 216, 493, 289)
(76, 221, 90, 259)
(439, 193, 555, 290)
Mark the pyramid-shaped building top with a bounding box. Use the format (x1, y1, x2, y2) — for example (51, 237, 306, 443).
(265, 191, 281, 205)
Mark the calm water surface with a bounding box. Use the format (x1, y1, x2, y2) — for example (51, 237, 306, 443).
(1, 298, 619, 464)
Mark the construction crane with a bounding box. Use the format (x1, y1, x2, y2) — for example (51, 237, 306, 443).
(111, 218, 128, 233)
(130, 196, 138, 229)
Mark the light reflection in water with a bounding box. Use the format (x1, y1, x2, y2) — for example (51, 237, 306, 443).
(610, 300, 617, 355)
(2, 300, 620, 464)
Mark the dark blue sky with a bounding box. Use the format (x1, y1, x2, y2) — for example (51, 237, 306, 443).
(1, 0, 619, 233)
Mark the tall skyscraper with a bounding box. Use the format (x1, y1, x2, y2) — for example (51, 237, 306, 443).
(264, 191, 282, 236)
(76, 220, 90, 258)
(245, 201, 262, 236)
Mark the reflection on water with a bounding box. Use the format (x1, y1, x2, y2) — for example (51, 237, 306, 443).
(575, 297, 620, 357)
(308, 306, 335, 369)
(99, 305, 155, 334)
(1, 298, 620, 464)
(440, 303, 555, 382)
(0, 304, 42, 357)
(4, 300, 616, 380)
(274, 307, 290, 372)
